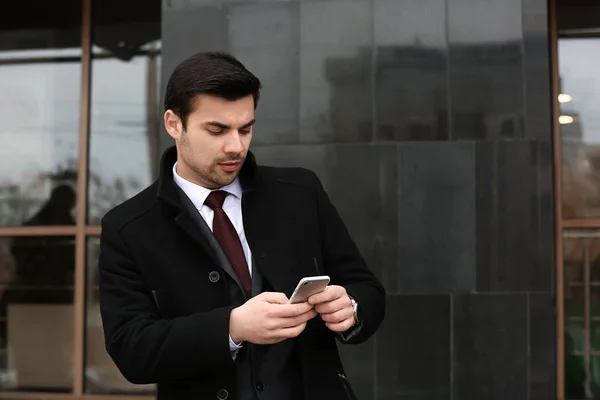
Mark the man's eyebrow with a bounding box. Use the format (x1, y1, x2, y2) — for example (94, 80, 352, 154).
(204, 119, 255, 130)
(205, 121, 230, 129)
(240, 119, 256, 129)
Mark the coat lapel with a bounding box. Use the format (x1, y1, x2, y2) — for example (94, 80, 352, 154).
(157, 145, 298, 297)
(251, 256, 263, 296)
(173, 211, 216, 262)
(157, 146, 246, 294)
(174, 185, 246, 296)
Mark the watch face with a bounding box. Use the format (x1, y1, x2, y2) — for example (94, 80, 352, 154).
(351, 301, 359, 323)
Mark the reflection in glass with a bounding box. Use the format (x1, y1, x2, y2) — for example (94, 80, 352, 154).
(87, 50, 161, 224)
(0, 61, 80, 227)
(86, 237, 155, 394)
(563, 231, 600, 399)
(374, 0, 449, 141)
(0, 4, 81, 227)
(0, 235, 75, 392)
(299, 1, 372, 143)
(87, 0, 162, 225)
(559, 38, 600, 218)
(228, 3, 300, 146)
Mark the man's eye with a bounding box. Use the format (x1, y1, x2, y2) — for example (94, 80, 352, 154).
(208, 129, 223, 135)
(240, 129, 251, 134)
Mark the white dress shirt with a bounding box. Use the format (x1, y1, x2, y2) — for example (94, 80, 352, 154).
(172, 163, 249, 356)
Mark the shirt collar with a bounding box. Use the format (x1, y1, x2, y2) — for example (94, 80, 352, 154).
(172, 162, 242, 210)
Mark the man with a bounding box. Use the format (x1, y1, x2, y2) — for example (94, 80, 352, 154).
(98, 52, 385, 400)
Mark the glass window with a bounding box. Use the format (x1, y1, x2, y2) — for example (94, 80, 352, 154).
(87, 0, 162, 225)
(85, 0, 160, 394)
(0, 0, 81, 393)
(559, 38, 600, 219)
(0, 235, 75, 392)
(563, 230, 600, 399)
(87, 51, 162, 224)
(0, 11, 81, 227)
(558, 10, 600, 399)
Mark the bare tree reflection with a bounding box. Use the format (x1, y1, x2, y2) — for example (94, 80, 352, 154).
(88, 173, 141, 225)
(0, 183, 76, 388)
(0, 159, 141, 388)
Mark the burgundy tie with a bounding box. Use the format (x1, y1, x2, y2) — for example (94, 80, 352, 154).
(205, 190, 252, 297)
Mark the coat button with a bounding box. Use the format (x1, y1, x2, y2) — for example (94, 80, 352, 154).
(216, 388, 228, 399)
(256, 381, 265, 391)
(209, 271, 220, 283)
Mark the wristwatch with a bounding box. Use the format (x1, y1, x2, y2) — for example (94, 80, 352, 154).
(349, 295, 359, 325)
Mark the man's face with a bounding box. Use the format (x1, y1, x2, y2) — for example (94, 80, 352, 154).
(164, 94, 255, 189)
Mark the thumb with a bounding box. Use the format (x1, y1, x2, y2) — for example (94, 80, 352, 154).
(258, 292, 289, 304)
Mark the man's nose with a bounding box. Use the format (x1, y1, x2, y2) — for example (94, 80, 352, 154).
(223, 131, 244, 154)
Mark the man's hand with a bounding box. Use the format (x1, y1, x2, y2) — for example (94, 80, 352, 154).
(308, 285, 355, 333)
(229, 292, 317, 345)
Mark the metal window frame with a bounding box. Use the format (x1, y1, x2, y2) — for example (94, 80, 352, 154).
(549, 1, 565, 399)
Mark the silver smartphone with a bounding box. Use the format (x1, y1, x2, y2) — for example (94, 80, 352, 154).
(288, 275, 331, 304)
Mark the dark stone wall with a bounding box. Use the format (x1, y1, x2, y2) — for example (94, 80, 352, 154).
(161, 0, 555, 398)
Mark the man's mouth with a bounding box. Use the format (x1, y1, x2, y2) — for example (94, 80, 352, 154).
(218, 160, 242, 172)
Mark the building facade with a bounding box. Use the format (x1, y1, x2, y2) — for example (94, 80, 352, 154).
(0, 0, 598, 399)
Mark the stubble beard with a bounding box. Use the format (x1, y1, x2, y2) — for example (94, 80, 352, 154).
(183, 152, 239, 189)
(195, 163, 238, 188)
(181, 145, 240, 189)
(179, 133, 242, 189)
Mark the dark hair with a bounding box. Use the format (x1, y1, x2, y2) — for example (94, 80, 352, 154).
(164, 52, 262, 128)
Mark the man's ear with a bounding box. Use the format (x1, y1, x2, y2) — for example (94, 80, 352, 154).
(164, 110, 183, 139)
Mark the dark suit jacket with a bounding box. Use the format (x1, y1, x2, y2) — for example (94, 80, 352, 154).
(98, 146, 386, 400)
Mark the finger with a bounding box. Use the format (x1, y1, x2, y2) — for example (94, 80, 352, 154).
(265, 326, 303, 343)
(308, 285, 344, 305)
(279, 309, 318, 329)
(276, 322, 308, 339)
(325, 317, 355, 333)
(314, 296, 351, 315)
(260, 292, 289, 304)
(270, 302, 314, 318)
(298, 308, 318, 321)
(320, 307, 353, 324)
(298, 309, 318, 323)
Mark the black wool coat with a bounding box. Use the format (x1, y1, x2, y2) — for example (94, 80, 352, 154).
(98, 146, 386, 400)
